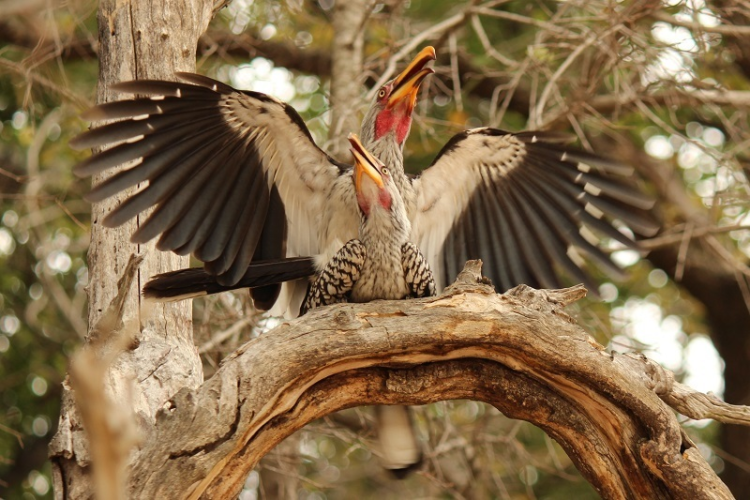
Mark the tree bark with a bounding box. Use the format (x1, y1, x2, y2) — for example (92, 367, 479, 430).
(328, 0, 370, 159)
(614, 144, 750, 497)
(91, 261, 744, 500)
(48, 1, 213, 498)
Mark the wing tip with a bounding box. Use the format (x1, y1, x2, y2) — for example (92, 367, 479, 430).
(69, 134, 90, 151)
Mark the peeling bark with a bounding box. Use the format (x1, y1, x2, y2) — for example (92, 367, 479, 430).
(48, 0, 213, 498)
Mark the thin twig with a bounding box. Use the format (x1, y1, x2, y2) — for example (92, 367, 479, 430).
(652, 11, 750, 37)
(674, 221, 694, 282)
(198, 317, 255, 354)
(448, 33, 463, 112)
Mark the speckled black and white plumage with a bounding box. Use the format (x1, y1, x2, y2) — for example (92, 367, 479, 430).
(301, 143, 436, 315)
(299, 239, 365, 315)
(300, 137, 433, 475)
(402, 242, 436, 298)
(72, 62, 657, 314)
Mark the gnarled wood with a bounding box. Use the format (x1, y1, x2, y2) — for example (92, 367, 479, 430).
(113, 261, 742, 499)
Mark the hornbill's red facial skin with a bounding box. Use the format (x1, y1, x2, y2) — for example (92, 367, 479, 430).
(72, 43, 658, 312)
(374, 46, 436, 145)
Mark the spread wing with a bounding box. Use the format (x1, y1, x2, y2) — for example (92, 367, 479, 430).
(72, 73, 346, 286)
(411, 128, 658, 292)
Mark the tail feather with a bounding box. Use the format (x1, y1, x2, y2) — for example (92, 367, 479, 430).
(143, 257, 316, 302)
(375, 405, 422, 478)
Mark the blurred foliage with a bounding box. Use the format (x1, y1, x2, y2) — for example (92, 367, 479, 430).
(0, 0, 745, 498)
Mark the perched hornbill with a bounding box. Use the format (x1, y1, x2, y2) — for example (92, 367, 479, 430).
(301, 134, 436, 313)
(142, 127, 659, 301)
(72, 46, 657, 476)
(71, 47, 657, 305)
(300, 134, 436, 474)
(71, 46, 437, 315)
(71, 49, 436, 476)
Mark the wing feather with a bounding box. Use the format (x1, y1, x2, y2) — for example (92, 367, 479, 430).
(211, 175, 270, 284)
(79, 97, 219, 122)
(475, 174, 514, 291)
(510, 167, 598, 289)
(157, 139, 244, 252)
(72, 110, 217, 150)
(83, 125, 234, 201)
(500, 180, 561, 289)
(514, 167, 626, 279)
(414, 127, 657, 292)
(73, 73, 342, 286)
(196, 149, 266, 264)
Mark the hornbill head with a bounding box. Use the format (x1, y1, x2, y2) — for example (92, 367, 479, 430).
(362, 46, 436, 147)
(349, 133, 396, 216)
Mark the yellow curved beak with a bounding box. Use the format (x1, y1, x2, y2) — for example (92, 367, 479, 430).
(388, 46, 436, 108)
(349, 133, 385, 193)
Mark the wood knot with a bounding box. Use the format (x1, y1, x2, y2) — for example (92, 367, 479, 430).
(384, 369, 426, 394)
(454, 260, 484, 284)
(503, 284, 587, 322)
(644, 359, 674, 395)
(333, 309, 354, 326)
(443, 260, 494, 295)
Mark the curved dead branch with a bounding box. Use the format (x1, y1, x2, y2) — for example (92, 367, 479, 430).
(117, 261, 744, 500)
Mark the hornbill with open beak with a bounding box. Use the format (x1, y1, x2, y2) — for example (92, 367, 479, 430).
(71, 47, 437, 315)
(301, 134, 435, 313)
(71, 46, 657, 476)
(72, 46, 656, 308)
(71, 50, 437, 476)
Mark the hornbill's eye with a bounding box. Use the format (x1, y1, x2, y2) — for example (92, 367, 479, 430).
(378, 88, 387, 99)
(381, 167, 389, 176)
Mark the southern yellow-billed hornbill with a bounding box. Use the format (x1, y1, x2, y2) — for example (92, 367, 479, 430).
(72, 47, 436, 315)
(302, 135, 436, 474)
(72, 46, 656, 308)
(72, 46, 657, 476)
(301, 134, 435, 313)
(72, 50, 436, 475)
(143, 128, 658, 300)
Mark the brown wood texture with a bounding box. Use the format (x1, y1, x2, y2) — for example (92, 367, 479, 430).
(48, 1, 214, 498)
(114, 262, 743, 499)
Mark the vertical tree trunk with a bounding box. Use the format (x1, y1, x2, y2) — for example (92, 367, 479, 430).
(49, 1, 213, 497)
(328, 0, 370, 159)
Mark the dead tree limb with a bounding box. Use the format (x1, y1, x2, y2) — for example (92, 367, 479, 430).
(116, 261, 743, 499)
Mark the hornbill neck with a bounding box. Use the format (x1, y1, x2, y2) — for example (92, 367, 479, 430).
(350, 133, 411, 255)
(352, 202, 410, 303)
(363, 133, 416, 219)
(359, 189, 410, 251)
(346, 131, 411, 302)
(367, 134, 410, 188)
(359, 47, 434, 211)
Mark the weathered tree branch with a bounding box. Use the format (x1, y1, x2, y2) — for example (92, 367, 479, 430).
(607, 138, 750, 494)
(108, 262, 743, 499)
(66, 254, 143, 500)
